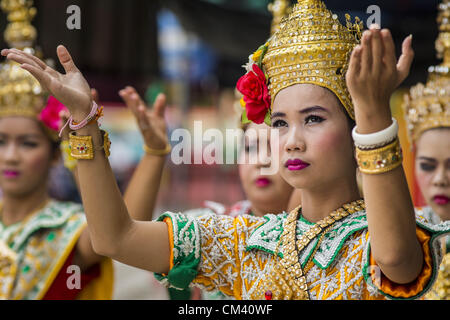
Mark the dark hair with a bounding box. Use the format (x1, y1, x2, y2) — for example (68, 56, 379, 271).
(346, 114, 356, 131)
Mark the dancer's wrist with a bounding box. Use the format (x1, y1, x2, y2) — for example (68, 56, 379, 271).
(354, 106, 392, 134)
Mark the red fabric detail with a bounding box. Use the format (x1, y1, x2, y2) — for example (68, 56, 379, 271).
(42, 247, 101, 300)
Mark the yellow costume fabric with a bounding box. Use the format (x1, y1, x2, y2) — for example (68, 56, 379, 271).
(156, 207, 450, 300)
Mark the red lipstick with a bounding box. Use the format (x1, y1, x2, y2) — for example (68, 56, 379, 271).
(255, 177, 271, 187)
(433, 195, 450, 205)
(2, 170, 20, 178)
(285, 159, 310, 171)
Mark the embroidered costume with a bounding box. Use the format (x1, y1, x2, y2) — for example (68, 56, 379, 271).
(156, 202, 450, 300)
(0, 201, 113, 299)
(416, 207, 450, 300)
(155, 0, 450, 300)
(0, 0, 113, 299)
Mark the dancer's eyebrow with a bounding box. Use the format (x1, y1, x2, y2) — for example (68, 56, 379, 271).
(299, 106, 328, 114)
(417, 156, 436, 162)
(271, 112, 286, 119)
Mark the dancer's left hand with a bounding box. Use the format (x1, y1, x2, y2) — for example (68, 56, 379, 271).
(346, 24, 414, 132)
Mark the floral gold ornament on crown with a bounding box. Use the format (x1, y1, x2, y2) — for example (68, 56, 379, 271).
(403, 0, 450, 143)
(237, 0, 363, 126)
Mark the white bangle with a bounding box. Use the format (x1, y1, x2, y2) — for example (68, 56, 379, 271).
(352, 118, 398, 149)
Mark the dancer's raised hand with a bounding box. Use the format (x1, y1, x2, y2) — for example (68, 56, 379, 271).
(119, 86, 168, 150)
(346, 24, 414, 132)
(2, 45, 93, 122)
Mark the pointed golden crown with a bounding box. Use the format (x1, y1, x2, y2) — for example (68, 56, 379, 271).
(262, 0, 363, 119)
(0, 0, 47, 120)
(403, 0, 450, 142)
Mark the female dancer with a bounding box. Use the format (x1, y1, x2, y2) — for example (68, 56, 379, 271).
(402, 0, 450, 299)
(0, 0, 114, 299)
(5, 0, 450, 300)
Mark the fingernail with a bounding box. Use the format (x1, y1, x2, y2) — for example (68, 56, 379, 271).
(409, 34, 413, 41)
(369, 23, 380, 30)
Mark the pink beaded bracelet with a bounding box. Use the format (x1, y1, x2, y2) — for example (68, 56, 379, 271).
(59, 102, 101, 137)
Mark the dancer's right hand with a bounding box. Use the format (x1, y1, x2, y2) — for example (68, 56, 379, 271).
(2, 45, 93, 123)
(119, 86, 169, 150)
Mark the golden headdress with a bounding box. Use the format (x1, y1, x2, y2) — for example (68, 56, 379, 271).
(263, 0, 363, 119)
(237, 0, 363, 125)
(403, 0, 450, 142)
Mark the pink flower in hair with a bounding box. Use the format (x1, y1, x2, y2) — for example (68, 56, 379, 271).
(39, 96, 68, 131)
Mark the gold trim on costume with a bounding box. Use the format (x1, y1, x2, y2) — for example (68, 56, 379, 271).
(256, 199, 365, 300)
(35, 220, 87, 300)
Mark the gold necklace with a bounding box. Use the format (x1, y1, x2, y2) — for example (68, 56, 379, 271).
(260, 199, 365, 300)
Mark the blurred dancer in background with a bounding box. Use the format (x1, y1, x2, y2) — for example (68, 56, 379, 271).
(0, 0, 113, 299)
(402, 0, 450, 300)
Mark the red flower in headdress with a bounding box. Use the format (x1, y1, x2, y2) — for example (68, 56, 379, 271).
(39, 96, 68, 131)
(236, 64, 271, 124)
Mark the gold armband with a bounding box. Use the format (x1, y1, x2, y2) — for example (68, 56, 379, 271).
(356, 139, 403, 175)
(143, 143, 171, 156)
(69, 130, 111, 160)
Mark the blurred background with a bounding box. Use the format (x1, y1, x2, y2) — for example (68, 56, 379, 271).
(0, 0, 442, 299)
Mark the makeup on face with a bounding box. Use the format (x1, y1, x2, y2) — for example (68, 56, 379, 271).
(433, 195, 450, 206)
(2, 169, 20, 179)
(285, 158, 310, 171)
(255, 177, 272, 188)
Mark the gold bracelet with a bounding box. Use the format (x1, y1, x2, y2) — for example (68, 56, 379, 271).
(69, 130, 111, 160)
(60, 140, 77, 171)
(143, 143, 171, 156)
(356, 139, 403, 175)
